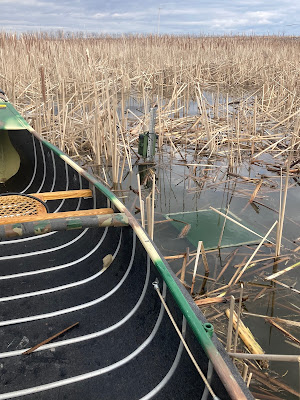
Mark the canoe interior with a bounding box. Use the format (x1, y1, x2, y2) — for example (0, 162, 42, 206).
(0, 129, 253, 399)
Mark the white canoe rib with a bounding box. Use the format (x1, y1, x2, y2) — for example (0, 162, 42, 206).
(0, 280, 166, 400)
(20, 135, 37, 194)
(0, 235, 149, 360)
(0, 231, 136, 326)
(0, 227, 107, 282)
(0, 230, 122, 302)
(139, 318, 185, 400)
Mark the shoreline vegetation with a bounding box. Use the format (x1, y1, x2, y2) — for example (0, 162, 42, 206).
(1, 33, 299, 399)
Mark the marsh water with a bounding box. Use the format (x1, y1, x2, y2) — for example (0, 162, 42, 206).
(103, 149, 300, 398)
(90, 92, 300, 398)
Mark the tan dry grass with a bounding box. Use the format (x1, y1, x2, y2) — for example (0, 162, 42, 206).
(0, 33, 299, 182)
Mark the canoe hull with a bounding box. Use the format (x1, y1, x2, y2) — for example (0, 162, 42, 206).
(0, 124, 253, 399)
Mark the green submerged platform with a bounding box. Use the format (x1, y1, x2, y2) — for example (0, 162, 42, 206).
(166, 208, 261, 250)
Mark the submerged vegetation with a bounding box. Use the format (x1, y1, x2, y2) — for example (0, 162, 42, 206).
(0, 33, 299, 399)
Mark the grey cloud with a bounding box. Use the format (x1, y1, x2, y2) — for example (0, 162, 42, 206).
(0, 0, 299, 34)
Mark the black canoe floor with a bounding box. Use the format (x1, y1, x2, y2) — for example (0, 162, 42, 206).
(0, 131, 253, 399)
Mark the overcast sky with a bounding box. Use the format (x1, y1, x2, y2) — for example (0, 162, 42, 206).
(1, 0, 299, 35)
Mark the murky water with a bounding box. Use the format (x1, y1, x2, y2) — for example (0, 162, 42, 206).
(101, 143, 300, 398)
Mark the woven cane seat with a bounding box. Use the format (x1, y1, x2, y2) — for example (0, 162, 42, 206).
(0, 194, 47, 220)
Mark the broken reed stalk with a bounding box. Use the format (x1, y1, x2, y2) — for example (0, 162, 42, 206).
(265, 318, 300, 345)
(217, 206, 229, 248)
(242, 364, 248, 383)
(190, 241, 209, 294)
(246, 373, 252, 388)
(180, 252, 188, 283)
(275, 133, 295, 257)
(233, 283, 244, 353)
(150, 173, 155, 240)
(146, 194, 151, 237)
(209, 206, 273, 244)
(228, 353, 300, 362)
(225, 309, 266, 363)
(249, 367, 300, 398)
(137, 174, 145, 228)
(191, 241, 201, 294)
(243, 312, 300, 328)
(265, 260, 300, 281)
(226, 295, 235, 351)
(234, 220, 278, 284)
(272, 279, 300, 294)
(215, 249, 238, 283)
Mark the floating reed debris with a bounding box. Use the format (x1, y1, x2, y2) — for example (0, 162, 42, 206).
(225, 309, 267, 366)
(265, 319, 300, 346)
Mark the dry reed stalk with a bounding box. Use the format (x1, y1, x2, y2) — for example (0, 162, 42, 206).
(146, 194, 151, 237)
(209, 206, 270, 243)
(249, 368, 300, 398)
(190, 242, 201, 294)
(233, 283, 244, 353)
(265, 319, 300, 345)
(242, 364, 248, 381)
(226, 296, 235, 351)
(215, 249, 239, 283)
(229, 353, 300, 362)
(225, 309, 266, 361)
(179, 252, 188, 283)
(242, 312, 300, 328)
(246, 373, 252, 388)
(234, 221, 278, 284)
(265, 260, 300, 281)
(150, 174, 155, 240)
(276, 126, 298, 257)
(190, 241, 209, 294)
(272, 279, 300, 294)
(137, 174, 145, 228)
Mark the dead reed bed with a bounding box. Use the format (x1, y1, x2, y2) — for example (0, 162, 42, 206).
(0, 33, 299, 183)
(1, 33, 299, 399)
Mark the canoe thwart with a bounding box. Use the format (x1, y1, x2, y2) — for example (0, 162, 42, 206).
(32, 189, 93, 201)
(0, 212, 128, 239)
(0, 207, 114, 225)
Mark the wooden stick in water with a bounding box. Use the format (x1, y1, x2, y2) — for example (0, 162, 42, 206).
(23, 322, 79, 355)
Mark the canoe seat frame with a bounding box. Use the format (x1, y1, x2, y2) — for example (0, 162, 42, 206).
(0, 190, 129, 240)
